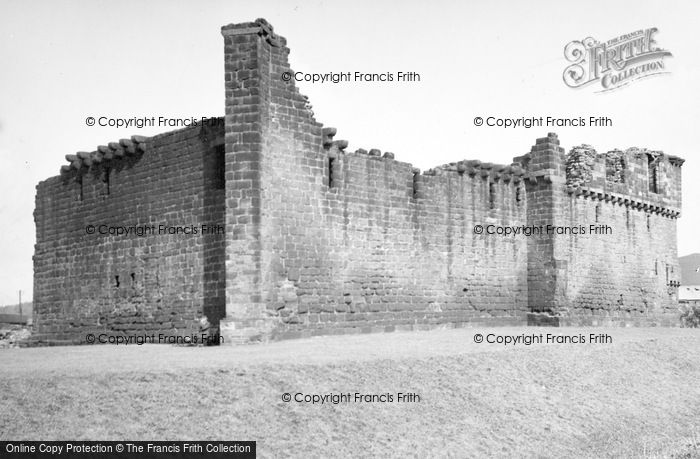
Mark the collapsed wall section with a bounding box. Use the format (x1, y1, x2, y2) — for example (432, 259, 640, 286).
(218, 19, 529, 341)
(32, 123, 226, 344)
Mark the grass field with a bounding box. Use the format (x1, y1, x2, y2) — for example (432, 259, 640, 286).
(1, 327, 699, 458)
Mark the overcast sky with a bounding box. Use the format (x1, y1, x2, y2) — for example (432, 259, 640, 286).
(1, 0, 698, 304)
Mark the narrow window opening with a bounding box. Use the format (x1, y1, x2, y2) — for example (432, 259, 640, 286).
(648, 155, 658, 193)
(103, 168, 110, 196)
(412, 172, 419, 199)
(654, 260, 658, 275)
(625, 208, 630, 229)
(646, 214, 651, 231)
(595, 204, 600, 223)
(328, 156, 336, 188)
(130, 272, 136, 286)
(515, 186, 522, 205)
(489, 182, 496, 210)
(77, 175, 83, 202)
(619, 157, 626, 183)
(115, 275, 120, 288)
(214, 145, 225, 190)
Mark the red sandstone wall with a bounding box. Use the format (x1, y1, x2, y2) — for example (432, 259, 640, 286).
(32, 19, 685, 345)
(556, 147, 682, 325)
(217, 20, 684, 342)
(558, 196, 680, 325)
(264, 151, 529, 339)
(33, 125, 226, 344)
(219, 20, 528, 342)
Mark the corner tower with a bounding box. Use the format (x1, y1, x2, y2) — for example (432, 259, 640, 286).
(219, 19, 325, 342)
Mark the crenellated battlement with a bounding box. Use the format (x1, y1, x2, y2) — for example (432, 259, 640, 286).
(321, 125, 529, 208)
(58, 136, 148, 175)
(564, 144, 683, 213)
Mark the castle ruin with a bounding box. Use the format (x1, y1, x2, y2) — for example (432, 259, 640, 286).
(32, 19, 684, 345)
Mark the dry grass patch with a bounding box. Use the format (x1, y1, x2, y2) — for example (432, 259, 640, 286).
(0, 327, 699, 458)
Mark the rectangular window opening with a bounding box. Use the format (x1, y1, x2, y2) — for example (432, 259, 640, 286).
(214, 145, 225, 190)
(412, 172, 419, 199)
(103, 168, 111, 196)
(76, 175, 84, 202)
(648, 155, 658, 193)
(328, 156, 336, 188)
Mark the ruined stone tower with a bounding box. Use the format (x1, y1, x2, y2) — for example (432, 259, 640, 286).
(32, 19, 684, 345)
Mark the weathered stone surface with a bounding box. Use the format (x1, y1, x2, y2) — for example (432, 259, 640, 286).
(34, 126, 226, 345)
(33, 19, 685, 346)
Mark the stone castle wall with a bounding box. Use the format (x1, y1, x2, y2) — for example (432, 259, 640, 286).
(33, 125, 226, 344)
(256, 138, 531, 340)
(32, 19, 685, 344)
(554, 145, 683, 325)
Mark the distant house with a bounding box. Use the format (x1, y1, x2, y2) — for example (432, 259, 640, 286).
(679, 254, 700, 306)
(679, 286, 700, 301)
(678, 286, 700, 308)
(0, 302, 33, 317)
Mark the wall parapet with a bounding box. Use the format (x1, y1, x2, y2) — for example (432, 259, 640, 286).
(564, 144, 683, 211)
(566, 186, 681, 218)
(58, 136, 148, 175)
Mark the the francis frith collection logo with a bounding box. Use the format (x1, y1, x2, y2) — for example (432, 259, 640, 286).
(563, 28, 672, 92)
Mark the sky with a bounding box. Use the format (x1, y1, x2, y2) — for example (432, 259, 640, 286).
(1, 0, 698, 304)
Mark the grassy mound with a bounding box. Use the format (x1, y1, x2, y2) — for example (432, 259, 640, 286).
(0, 327, 698, 457)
